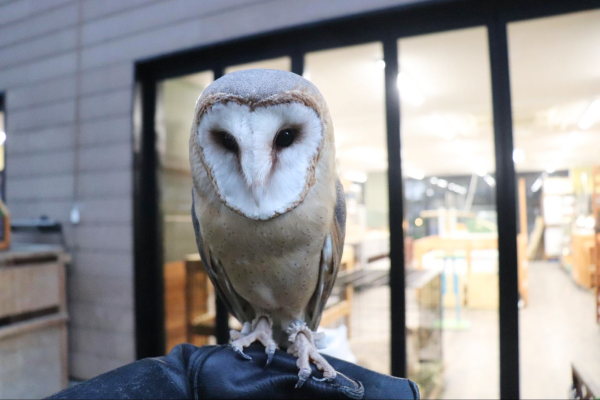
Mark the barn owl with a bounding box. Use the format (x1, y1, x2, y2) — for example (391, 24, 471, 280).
(189, 69, 346, 388)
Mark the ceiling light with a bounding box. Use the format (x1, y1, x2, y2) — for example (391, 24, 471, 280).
(344, 171, 367, 183)
(415, 217, 423, 227)
(484, 174, 496, 187)
(578, 99, 600, 129)
(427, 113, 456, 140)
(512, 148, 525, 164)
(0, 131, 5, 146)
(476, 169, 487, 177)
(437, 179, 448, 188)
(406, 168, 425, 180)
(531, 177, 543, 193)
(430, 177, 438, 184)
(546, 165, 556, 174)
(376, 60, 386, 70)
(397, 72, 424, 106)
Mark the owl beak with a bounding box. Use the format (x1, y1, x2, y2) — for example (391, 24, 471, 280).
(252, 185, 264, 207)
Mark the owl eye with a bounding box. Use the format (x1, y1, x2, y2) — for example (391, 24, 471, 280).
(219, 132, 239, 153)
(275, 128, 296, 148)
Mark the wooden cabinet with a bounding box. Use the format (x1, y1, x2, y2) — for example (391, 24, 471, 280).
(0, 245, 69, 399)
(571, 232, 596, 289)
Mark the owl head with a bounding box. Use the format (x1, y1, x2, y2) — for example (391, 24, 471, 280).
(189, 69, 335, 220)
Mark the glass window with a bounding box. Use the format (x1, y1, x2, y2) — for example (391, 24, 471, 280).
(399, 27, 498, 399)
(508, 10, 600, 399)
(305, 42, 390, 374)
(0, 102, 5, 202)
(157, 71, 215, 353)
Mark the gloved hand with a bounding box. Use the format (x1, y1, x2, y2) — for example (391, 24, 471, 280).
(47, 343, 419, 399)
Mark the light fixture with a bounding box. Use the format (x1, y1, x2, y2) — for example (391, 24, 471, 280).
(427, 113, 455, 140)
(426, 188, 434, 197)
(430, 177, 438, 184)
(406, 168, 425, 180)
(476, 169, 487, 177)
(415, 217, 423, 227)
(437, 179, 448, 188)
(344, 171, 367, 183)
(448, 183, 467, 195)
(376, 59, 386, 70)
(584, 216, 595, 229)
(578, 99, 600, 129)
(397, 72, 424, 106)
(545, 165, 556, 174)
(484, 174, 496, 187)
(531, 177, 543, 193)
(512, 148, 525, 164)
(0, 131, 5, 146)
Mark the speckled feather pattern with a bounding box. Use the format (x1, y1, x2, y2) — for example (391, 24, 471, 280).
(189, 69, 344, 346)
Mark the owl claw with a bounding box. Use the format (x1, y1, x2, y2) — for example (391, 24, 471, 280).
(230, 315, 277, 365)
(287, 321, 337, 389)
(232, 345, 252, 360)
(295, 368, 311, 389)
(264, 345, 275, 368)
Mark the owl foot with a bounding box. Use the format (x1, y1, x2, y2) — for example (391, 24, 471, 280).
(286, 321, 336, 389)
(230, 314, 278, 367)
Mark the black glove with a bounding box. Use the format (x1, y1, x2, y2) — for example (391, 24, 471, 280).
(48, 343, 419, 399)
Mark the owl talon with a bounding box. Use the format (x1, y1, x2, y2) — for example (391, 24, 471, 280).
(265, 343, 276, 367)
(295, 368, 311, 389)
(230, 314, 277, 365)
(232, 345, 252, 360)
(288, 321, 337, 389)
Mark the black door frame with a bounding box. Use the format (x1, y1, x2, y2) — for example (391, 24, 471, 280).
(135, 1, 599, 397)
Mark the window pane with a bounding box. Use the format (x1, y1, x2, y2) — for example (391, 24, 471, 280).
(157, 71, 215, 353)
(225, 56, 291, 74)
(305, 42, 390, 374)
(399, 27, 498, 399)
(0, 108, 4, 179)
(508, 10, 600, 399)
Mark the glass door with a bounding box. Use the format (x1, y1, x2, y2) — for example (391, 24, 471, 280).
(507, 10, 600, 399)
(398, 27, 499, 399)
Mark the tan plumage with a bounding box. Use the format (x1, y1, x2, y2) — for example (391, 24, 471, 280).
(189, 69, 345, 385)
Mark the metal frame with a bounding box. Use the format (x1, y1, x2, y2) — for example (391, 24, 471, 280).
(134, 0, 599, 397)
(0, 93, 5, 203)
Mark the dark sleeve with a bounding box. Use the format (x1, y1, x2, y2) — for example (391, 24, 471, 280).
(47, 344, 419, 400)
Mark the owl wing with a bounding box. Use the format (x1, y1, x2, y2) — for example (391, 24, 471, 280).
(305, 178, 347, 330)
(191, 189, 255, 324)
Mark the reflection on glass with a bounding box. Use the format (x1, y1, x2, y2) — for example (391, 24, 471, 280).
(305, 43, 390, 374)
(508, 10, 600, 399)
(399, 27, 498, 399)
(225, 57, 291, 74)
(157, 71, 215, 353)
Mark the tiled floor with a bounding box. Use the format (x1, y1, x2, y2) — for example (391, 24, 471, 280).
(443, 261, 600, 399)
(347, 261, 600, 399)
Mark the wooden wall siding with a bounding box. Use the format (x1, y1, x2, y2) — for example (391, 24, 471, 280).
(0, 0, 428, 380)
